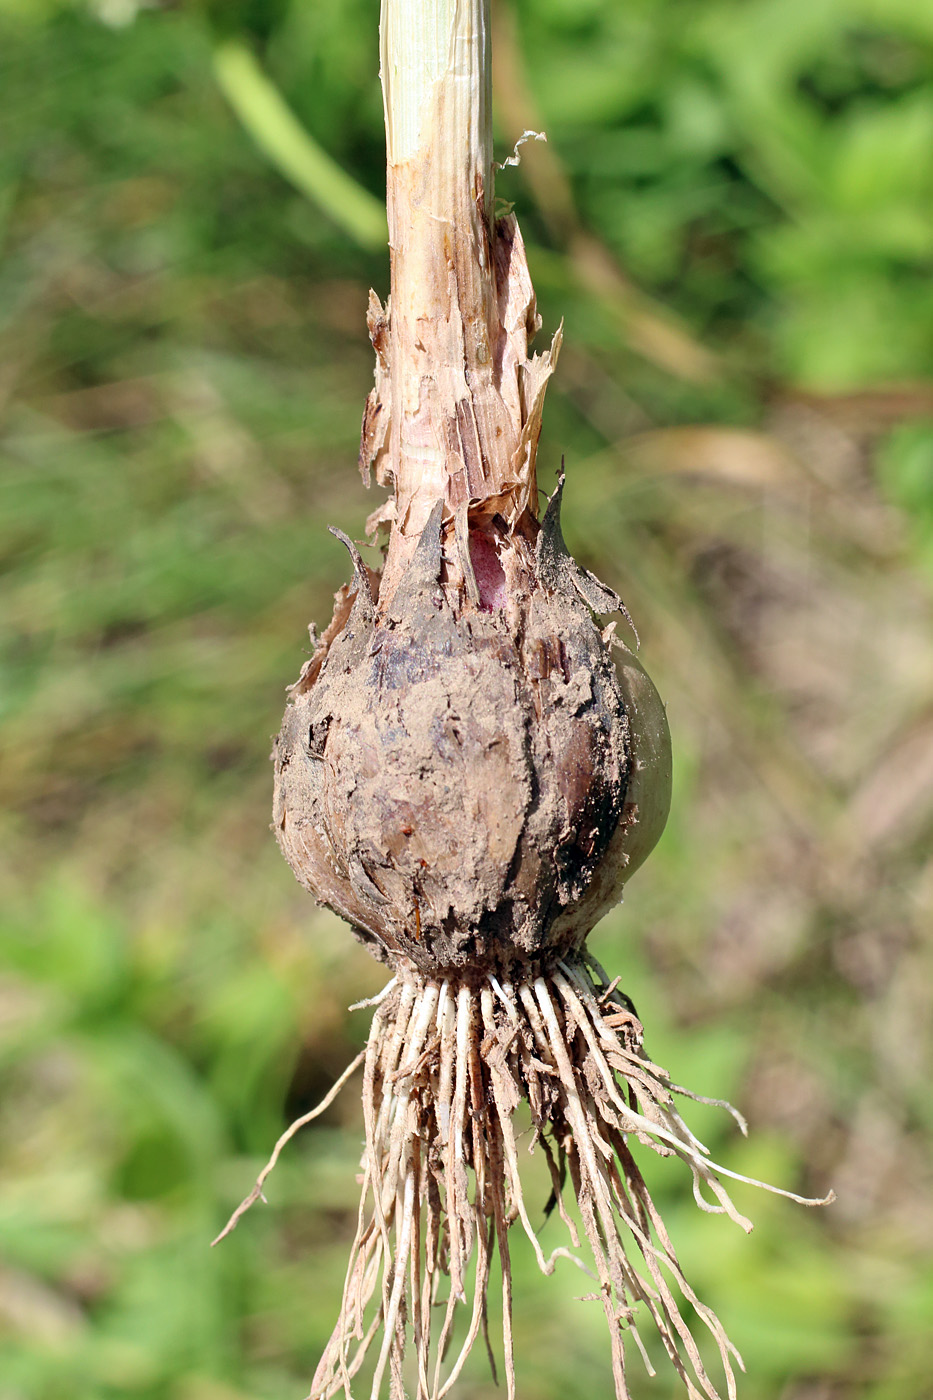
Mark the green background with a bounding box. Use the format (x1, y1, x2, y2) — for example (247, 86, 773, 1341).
(2, 1, 932, 1398)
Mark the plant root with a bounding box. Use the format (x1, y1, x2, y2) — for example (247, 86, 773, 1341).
(216, 959, 833, 1400)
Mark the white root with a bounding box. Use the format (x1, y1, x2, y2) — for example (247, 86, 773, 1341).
(218, 959, 833, 1400)
(211, 1049, 366, 1247)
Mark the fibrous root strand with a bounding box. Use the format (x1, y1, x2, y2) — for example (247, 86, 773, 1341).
(216, 957, 833, 1400)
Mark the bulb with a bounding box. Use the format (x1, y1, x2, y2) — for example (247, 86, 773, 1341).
(273, 479, 671, 977)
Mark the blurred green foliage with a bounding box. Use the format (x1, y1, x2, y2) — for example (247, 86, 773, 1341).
(1, 2, 932, 1400)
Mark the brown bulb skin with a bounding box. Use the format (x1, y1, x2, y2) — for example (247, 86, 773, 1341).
(273, 486, 670, 977)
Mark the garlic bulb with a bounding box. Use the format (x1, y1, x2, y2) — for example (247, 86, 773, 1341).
(273, 478, 671, 977)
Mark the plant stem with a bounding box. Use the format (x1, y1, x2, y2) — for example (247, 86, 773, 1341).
(369, 0, 561, 602)
(213, 40, 388, 249)
(382, 0, 492, 201)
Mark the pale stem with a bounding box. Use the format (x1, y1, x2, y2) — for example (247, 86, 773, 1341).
(374, 0, 553, 601)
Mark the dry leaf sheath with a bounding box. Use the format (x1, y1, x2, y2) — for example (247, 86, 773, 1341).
(215, 2, 833, 1396)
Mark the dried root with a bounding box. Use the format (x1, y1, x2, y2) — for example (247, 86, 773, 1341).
(217, 957, 832, 1400)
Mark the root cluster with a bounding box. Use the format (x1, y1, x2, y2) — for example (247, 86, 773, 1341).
(215, 957, 830, 1400)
